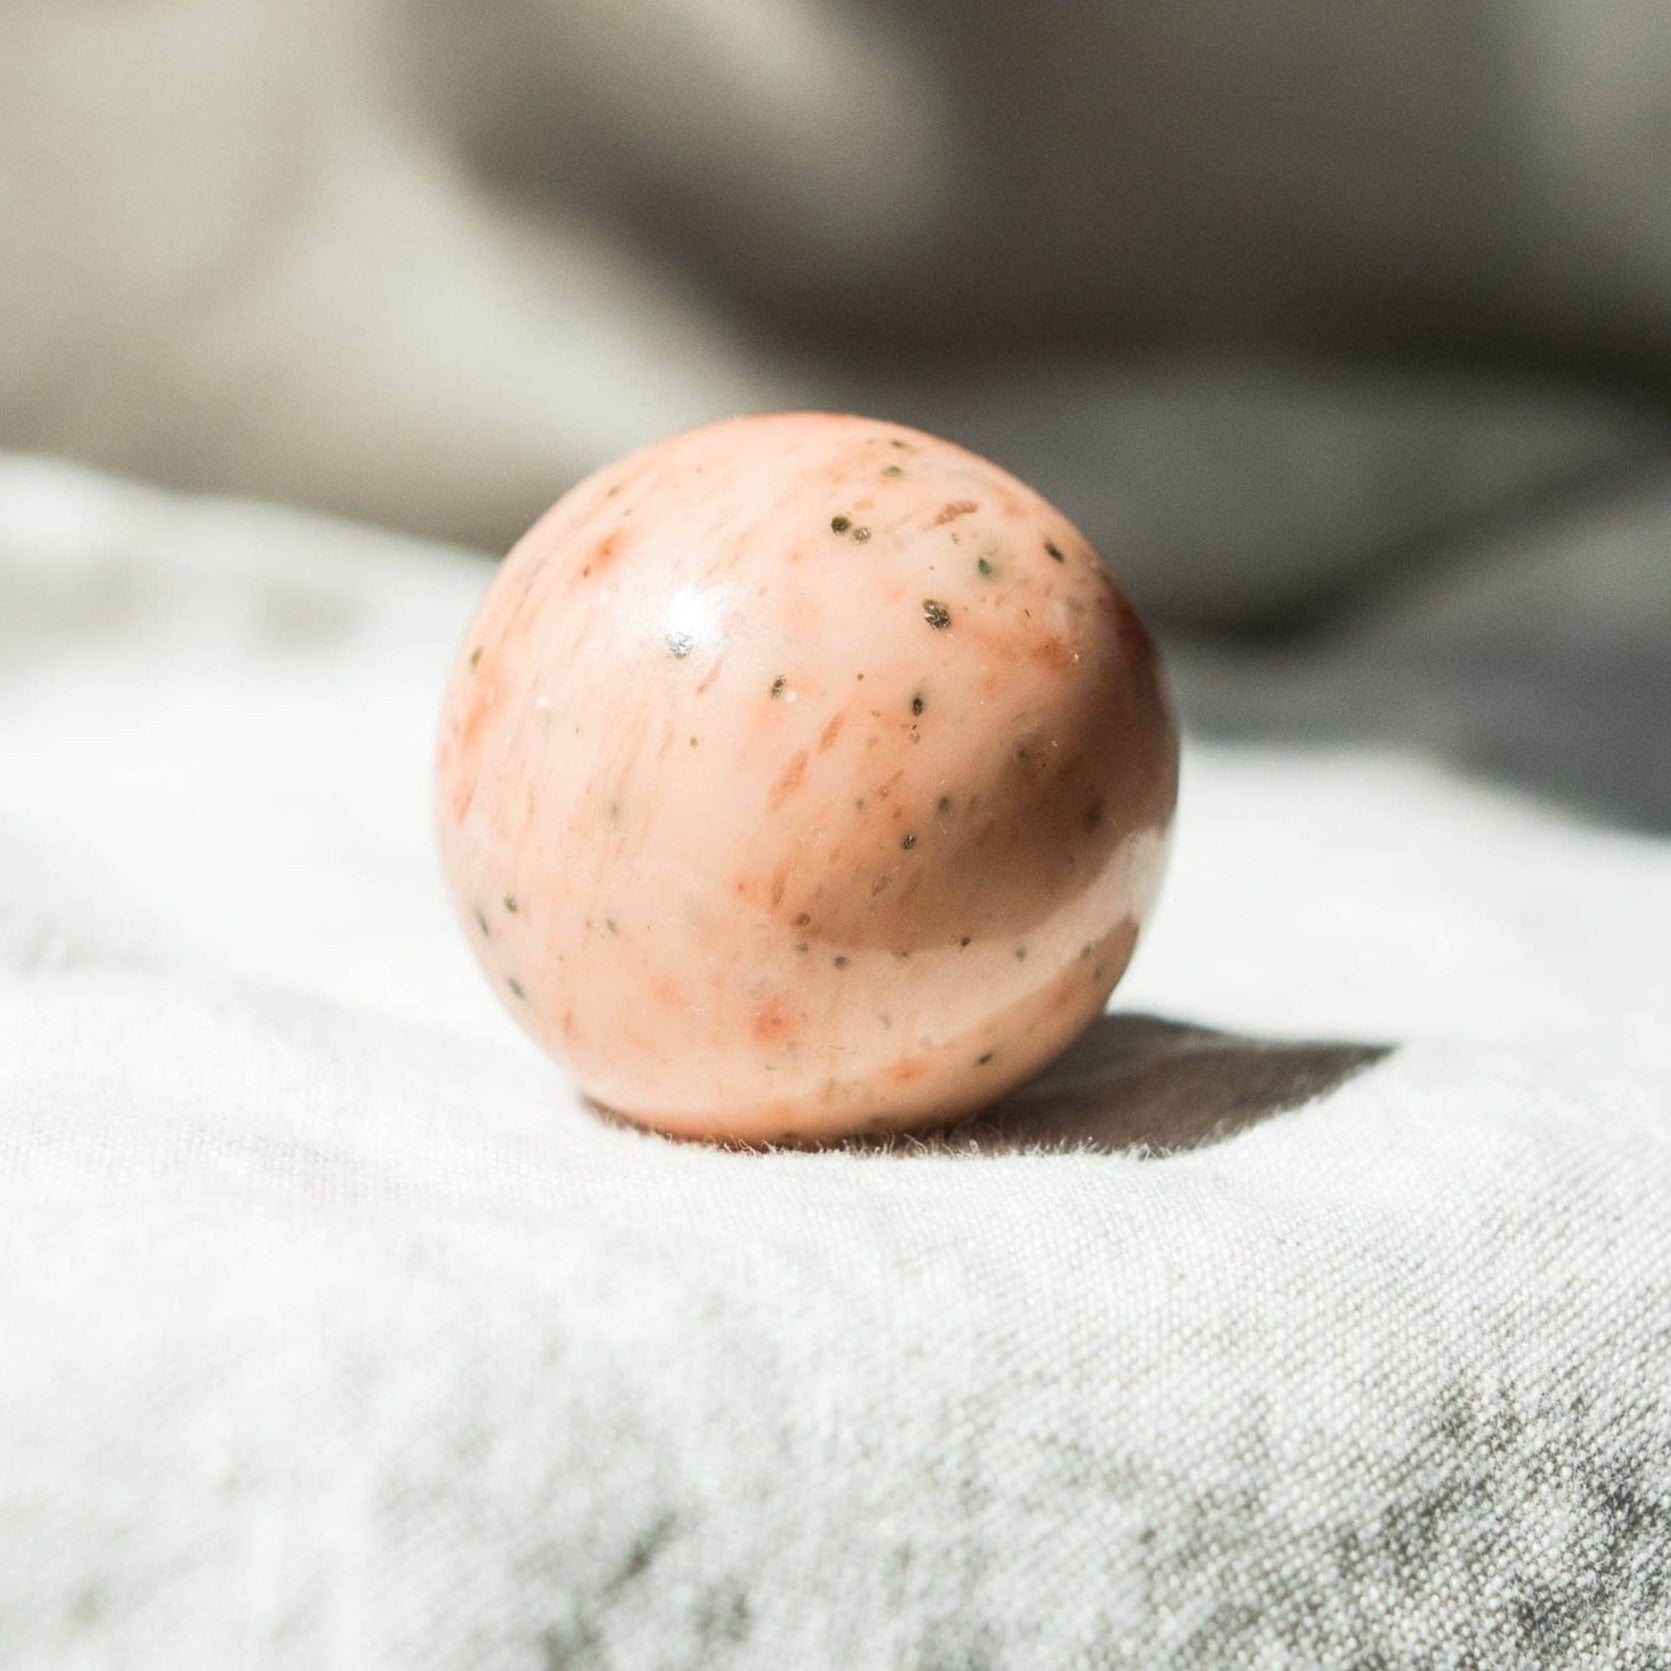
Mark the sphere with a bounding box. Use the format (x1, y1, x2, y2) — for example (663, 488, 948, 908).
(436, 413, 1177, 1143)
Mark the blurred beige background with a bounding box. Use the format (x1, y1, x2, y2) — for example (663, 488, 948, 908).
(6, 0, 1671, 618)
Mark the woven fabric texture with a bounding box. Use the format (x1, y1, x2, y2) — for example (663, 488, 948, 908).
(2, 455, 1669, 1668)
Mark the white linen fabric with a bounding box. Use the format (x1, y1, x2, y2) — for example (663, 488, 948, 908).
(2, 451, 1669, 1668)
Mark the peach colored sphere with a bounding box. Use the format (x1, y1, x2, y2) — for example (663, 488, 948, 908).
(436, 413, 1177, 1144)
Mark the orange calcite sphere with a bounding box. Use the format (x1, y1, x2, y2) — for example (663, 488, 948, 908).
(437, 413, 1177, 1143)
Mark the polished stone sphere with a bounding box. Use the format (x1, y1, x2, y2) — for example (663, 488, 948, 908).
(437, 413, 1177, 1142)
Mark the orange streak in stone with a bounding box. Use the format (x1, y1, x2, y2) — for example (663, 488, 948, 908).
(751, 996, 793, 1044)
(932, 500, 979, 526)
(1029, 635, 1074, 671)
(768, 749, 810, 809)
(457, 693, 492, 754)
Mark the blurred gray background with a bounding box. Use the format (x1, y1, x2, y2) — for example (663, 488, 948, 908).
(4, 0, 1669, 825)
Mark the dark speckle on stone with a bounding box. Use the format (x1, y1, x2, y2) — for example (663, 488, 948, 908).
(912, 693, 924, 716)
(795, 941, 809, 954)
(831, 515, 851, 534)
(1014, 945, 1027, 960)
(883, 464, 904, 477)
(901, 833, 917, 850)
(770, 675, 786, 698)
(977, 1051, 994, 1065)
(795, 912, 812, 927)
(605, 918, 618, 934)
(978, 557, 994, 576)
(1045, 540, 1065, 562)
(937, 795, 952, 813)
(853, 526, 871, 542)
(666, 631, 694, 658)
(469, 645, 483, 668)
(504, 894, 519, 914)
(923, 599, 952, 630)
(507, 977, 525, 999)
(833, 954, 849, 969)
(960, 935, 972, 947)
